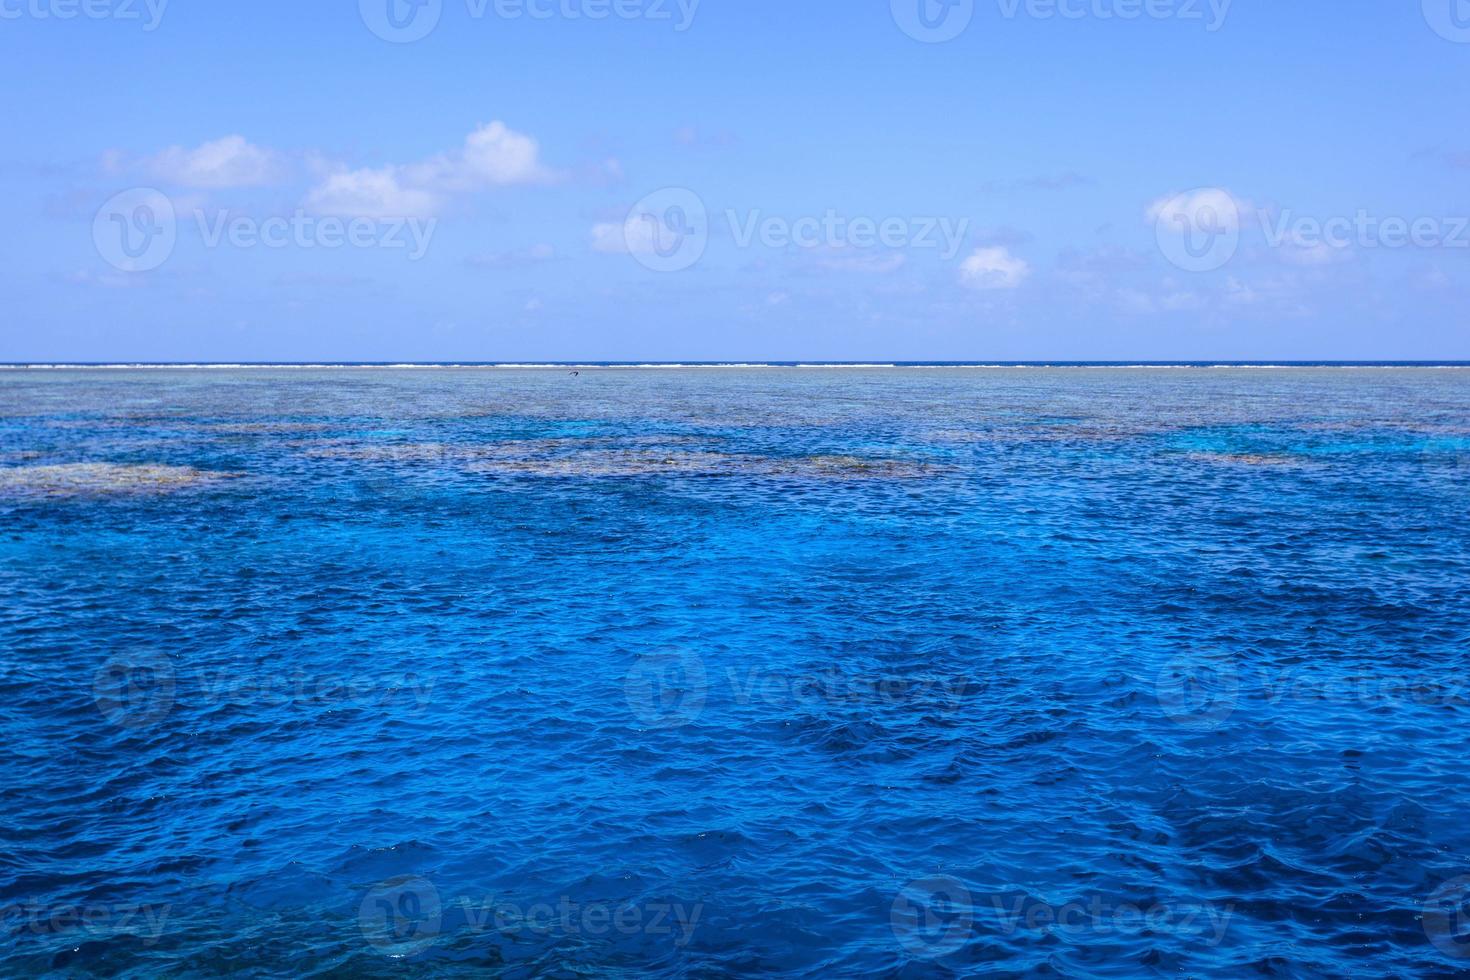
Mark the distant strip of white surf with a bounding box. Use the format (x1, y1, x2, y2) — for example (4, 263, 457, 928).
(4, 363, 1468, 371)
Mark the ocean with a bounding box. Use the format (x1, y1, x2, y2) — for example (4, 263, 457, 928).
(2, 366, 1468, 976)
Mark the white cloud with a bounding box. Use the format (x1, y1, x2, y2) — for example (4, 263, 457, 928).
(815, 249, 907, 274)
(590, 219, 638, 255)
(462, 121, 546, 184)
(120, 122, 554, 219)
(1279, 238, 1349, 267)
(1225, 276, 1259, 305)
(1146, 188, 1249, 233)
(672, 126, 737, 150)
(1116, 286, 1203, 314)
(99, 148, 126, 177)
(1116, 287, 1155, 314)
(305, 121, 550, 219)
(304, 167, 442, 220)
(591, 215, 678, 256)
(66, 269, 150, 289)
(578, 157, 625, 187)
(146, 136, 285, 189)
(466, 243, 556, 269)
(1416, 265, 1453, 289)
(959, 246, 1030, 290)
(402, 121, 550, 191)
(1117, 273, 1318, 318)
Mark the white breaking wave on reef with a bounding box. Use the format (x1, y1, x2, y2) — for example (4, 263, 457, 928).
(2, 363, 1467, 371)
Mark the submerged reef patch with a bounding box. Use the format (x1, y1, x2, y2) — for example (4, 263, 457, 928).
(0, 463, 241, 497)
(297, 439, 939, 480)
(1185, 452, 1308, 468)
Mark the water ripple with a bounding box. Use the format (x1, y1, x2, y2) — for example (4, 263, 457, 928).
(0, 368, 1467, 975)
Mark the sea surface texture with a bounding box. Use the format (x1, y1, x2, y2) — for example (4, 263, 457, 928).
(2, 367, 1469, 978)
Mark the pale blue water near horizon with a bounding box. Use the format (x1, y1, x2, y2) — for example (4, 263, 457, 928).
(2, 367, 1469, 977)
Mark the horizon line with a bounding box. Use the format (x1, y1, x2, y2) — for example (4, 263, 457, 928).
(3, 360, 1470, 370)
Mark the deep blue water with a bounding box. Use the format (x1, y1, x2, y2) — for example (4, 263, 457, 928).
(2, 367, 1469, 977)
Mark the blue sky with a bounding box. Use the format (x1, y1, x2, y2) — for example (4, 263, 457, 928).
(2, 0, 1468, 361)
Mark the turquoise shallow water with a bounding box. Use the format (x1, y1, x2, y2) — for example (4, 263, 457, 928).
(1, 367, 1469, 977)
